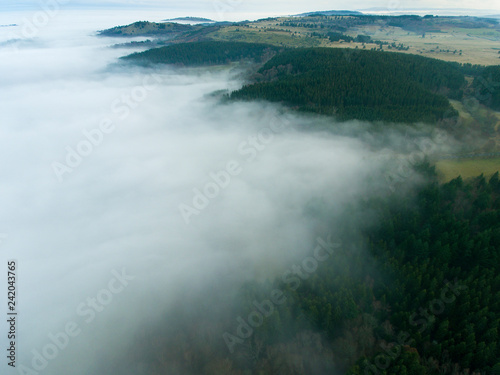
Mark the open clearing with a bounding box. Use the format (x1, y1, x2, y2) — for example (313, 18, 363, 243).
(240, 17, 500, 66)
(436, 157, 500, 182)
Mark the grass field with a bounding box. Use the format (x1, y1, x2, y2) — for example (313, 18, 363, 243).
(435, 157, 500, 182)
(217, 18, 500, 66)
(209, 25, 322, 47)
(335, 25, 500, 65)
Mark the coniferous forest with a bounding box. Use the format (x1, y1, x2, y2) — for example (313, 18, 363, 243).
(229, 48, 465, 123)
(121, 41, 281, 66)
(123, 42, 477, 124)
(473, 65, 500, 111)
(104, 166, 500, 375)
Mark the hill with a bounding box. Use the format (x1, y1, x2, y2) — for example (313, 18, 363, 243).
(472, 64, 500, 111)
(229, 48, 465, 123)
(98, 21, 194, 37)
(295, 10, 363, 17)
(164, 17, 215, 23)
(121, 41, 282, 67)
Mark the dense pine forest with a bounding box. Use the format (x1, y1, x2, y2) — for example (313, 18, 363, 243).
(473, 65, 500, 111)
(104, 166, 499, 375)
(122, 41, 473, 123)
(121, 41, 282, 66)
(99, 21, 193, 36)
(121, 41, 500, 125)
(229, 48, 465, 123)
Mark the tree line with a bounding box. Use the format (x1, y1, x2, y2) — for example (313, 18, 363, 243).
(229, 48, 465, 123)
(121, 41, 282, 66)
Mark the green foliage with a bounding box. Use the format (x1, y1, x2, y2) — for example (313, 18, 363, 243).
(230, 48, 464, 123)
(472, 65, 500, 110)
(362, 171, 500, 374)
(454, 62, 486, 77)
(326, 32, 371, 44)
(98, 21, 192, 37)
(121, 41, 282, 66)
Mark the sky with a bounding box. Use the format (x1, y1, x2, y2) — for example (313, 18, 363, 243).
(1, 0, 500, 19)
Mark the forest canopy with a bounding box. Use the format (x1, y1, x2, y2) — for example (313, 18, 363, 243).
(121, 41, 282, 67)
(229, 48, 465, 123)
(473, 65, 500, 111)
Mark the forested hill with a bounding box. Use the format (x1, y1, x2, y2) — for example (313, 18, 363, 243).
(121, 41, 282, 66)
(229, 48, 466, 123)
(98, 21, 193, 36)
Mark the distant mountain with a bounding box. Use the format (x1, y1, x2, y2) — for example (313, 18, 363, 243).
(359, 7, 500, 17)
(98, 21, 193, 37)
(121, 41, 281, 67)
(294, 10, 363, 17)
(163, 17, 215, 23)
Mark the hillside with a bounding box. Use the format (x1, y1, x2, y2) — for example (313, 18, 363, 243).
(98, 21, 194, 37)
(121, 41, 282, 66)
(102, 14, 500, 65)
(164, 17, 215, 23)
(229, 48, 464, 123)
(473, 65, 500, 111)
(295, 10, 363, 16)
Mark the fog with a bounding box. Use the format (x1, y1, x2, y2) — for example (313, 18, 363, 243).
(0, 10, 453, 375)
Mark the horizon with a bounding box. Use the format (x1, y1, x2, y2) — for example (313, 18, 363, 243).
(1, 7, 500, 28)
(1, 1, 500, 21)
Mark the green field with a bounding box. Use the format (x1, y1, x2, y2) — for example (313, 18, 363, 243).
(209, 25, 322, 47)
(229, 17, 500, 66)
(436, 157, 500, 182)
